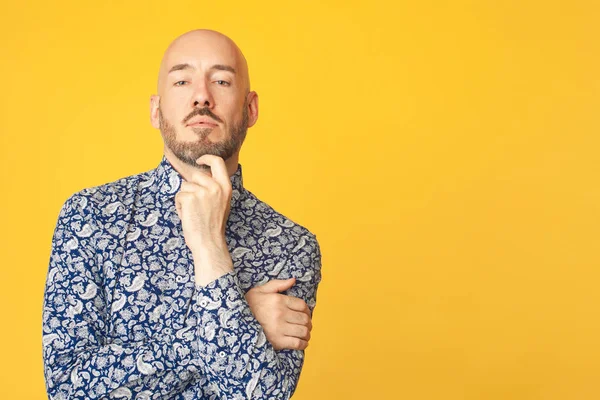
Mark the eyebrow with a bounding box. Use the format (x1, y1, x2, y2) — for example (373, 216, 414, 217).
(168, 63, 236, 74)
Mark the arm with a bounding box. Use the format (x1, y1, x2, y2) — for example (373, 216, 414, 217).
(42, 194, 204, 399)
(191, 235, 322, 399)
(174, 154, 323, 399)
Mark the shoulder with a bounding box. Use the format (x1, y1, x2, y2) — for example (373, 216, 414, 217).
(58, 168, 153, 221)
(240, 189, 322, 277)
(243, 189, 319, 245)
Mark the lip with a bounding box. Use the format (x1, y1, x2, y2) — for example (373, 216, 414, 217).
(186, 117, 218, 127)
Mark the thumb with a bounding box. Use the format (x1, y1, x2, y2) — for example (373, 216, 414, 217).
(259, 278, 296, 294)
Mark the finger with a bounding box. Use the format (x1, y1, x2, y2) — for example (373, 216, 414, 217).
(174, 191, 196, 218)
(285, 296, 310, 314)
(185, 169, 217, 189)
(175, 196, 182, 218)
(283, 324, 311, 341)
(257, 278, 296, 294)
(174, 191, 194, 208)
(179, 180, 207, 193)
(280, 336, 309, 351)
(195, 155, 231, 190)
(284, 310, 312, 331)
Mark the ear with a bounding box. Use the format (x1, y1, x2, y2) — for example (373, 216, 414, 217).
(246, 91, 259, 128)
(150, 94, 160, 129)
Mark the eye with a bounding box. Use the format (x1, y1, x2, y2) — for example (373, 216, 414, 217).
(215, 80, 230, 86)
(174, 81, 188, 86)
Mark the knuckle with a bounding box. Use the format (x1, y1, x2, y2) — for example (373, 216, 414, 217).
(293, 338, 303, 349)
(300, 326, 309, 337)
(195, 188, 207, 198)
(178, 193, 190, 202)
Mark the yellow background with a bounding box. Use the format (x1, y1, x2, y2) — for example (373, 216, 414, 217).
(1, 1, 599, 399)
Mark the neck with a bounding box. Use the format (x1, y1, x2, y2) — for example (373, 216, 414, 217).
(163, 146, 240, 180)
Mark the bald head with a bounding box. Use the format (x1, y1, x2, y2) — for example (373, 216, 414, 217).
(149, 29, 259, 174)
(156, 29, 250, 95)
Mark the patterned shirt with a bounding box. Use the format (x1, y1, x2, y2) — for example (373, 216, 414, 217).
(42, 155, 323, 400)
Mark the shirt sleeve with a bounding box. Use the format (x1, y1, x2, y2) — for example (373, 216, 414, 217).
(42, 194, 205, 400)
(191, 234, 323, 399)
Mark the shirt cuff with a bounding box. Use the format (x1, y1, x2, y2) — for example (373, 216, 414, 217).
(192, 270, 249, 319)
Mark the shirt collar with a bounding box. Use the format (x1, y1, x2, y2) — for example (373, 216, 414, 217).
(154, 154, 245, 208)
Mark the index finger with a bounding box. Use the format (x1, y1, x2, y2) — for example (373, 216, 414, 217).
(285, 295, 310, 314)
(195, 155, 231, 190)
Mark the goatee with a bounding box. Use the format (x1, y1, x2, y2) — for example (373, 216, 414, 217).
(159, 102, 249, 168)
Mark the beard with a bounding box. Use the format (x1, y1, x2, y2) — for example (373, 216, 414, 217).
(159, 101, 249, 168)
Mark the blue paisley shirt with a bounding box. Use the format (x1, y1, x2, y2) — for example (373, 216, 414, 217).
(42, 155, 322, 400)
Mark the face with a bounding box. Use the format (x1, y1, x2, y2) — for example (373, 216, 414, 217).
(151, 31, 257, 168)
(158, 98, 249, 167)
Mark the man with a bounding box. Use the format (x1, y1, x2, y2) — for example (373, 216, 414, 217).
(42, 29, 322, 399)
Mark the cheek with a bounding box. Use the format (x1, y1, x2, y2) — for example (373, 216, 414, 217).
(218, 98, 244, 124)
(162, 102, 187, 124)
(163, 90, 192, 115)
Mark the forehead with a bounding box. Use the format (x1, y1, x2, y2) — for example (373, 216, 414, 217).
(162, 34, 241, 72)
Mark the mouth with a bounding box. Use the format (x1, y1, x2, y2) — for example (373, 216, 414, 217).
(187, 121, 218, 128)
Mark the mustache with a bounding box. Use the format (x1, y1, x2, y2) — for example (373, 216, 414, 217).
(182, 107, 223, 125)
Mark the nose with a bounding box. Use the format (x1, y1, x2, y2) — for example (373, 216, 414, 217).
(191, 80, 214, 108)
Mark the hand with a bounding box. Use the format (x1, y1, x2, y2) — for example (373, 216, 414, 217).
(245, 278, 313, 351)
(174, 155, 233, 286)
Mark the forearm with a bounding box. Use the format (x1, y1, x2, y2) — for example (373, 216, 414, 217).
(42, 293, 209, 400)
(191, 272, 305, 399)
(43, 332, 199, 399)
(191, 238, 234, 287)
(186, 228, 322, 399)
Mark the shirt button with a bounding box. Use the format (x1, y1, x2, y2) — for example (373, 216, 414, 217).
(219, 351, 226, 358)
(200, 299, 208, 307)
